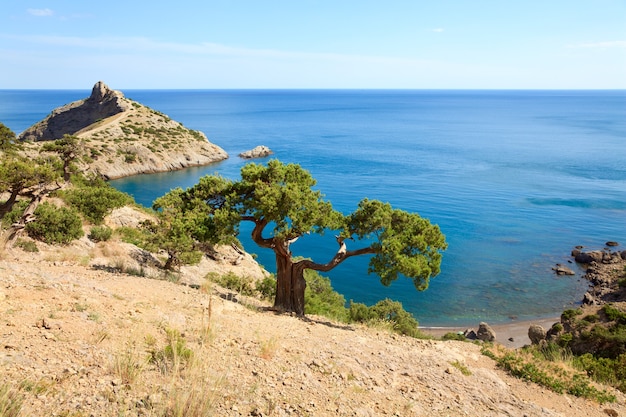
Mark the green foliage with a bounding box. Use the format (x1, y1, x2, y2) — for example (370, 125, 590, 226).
(88, 225, 112, 242)
(603, 304, 626, 324)
(482, 345, 616, 403)
(562, 308, 583, 321)
(41, 134, 84, 181)
(303, 270, 348, 322)
(349, 298, 420, 337)
(256, 275, 277, 300)
(442, 332, 467, 341)
(574, 353, 626, 392)
(61, 184, 133, 225)
(25, 202, 84, 244)
(117, 226, 148, 246)
(1, 199, 28, 227)
(157, 160, 447, 316)
(14, 238, 38, 252)
(0, 122, 18, 153)
(208, 272, 256, 296)
(148, 328, 193, 374)
(0, 156, 59, 219)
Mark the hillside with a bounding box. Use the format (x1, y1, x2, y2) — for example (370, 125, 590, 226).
(17, 82, 228, 179)
(1, 222, 624, 416)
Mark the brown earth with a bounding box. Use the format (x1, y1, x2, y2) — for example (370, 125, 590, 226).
(1, 225, 625, 416)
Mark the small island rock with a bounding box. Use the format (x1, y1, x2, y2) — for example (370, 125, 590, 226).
(239, 145, 273, 159)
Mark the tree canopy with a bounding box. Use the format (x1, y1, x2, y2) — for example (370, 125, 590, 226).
(155, 159, 447, 315)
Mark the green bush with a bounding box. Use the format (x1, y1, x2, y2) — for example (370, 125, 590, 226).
(369, 298, 420, 337)
(209, 272, 256, 296)
(303, 270, 348, 322)
(348, 301, 372, 323)
(562, 308, 583, 321)
(25, 202, 83, 244)
(348, 298, 420, 337)
(1, 200, 29, 227)
(256, 275, 277, 300)
(61, 185, 133, 225)
(88, 225, 113, 242)
(14, 238, 38, 252)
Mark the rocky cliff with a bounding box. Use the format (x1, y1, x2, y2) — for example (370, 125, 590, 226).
(18, 82, 228, 179)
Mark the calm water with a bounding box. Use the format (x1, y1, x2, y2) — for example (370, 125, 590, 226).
(2, 89, 625, 326)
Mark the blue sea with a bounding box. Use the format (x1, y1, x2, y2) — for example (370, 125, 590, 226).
(1, 89, 625, 326)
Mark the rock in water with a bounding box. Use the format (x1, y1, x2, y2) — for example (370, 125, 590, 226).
(239, 145, 273, 159)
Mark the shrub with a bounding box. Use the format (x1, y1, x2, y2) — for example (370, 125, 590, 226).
(88, 225, 112, 242)
(256, 275, 277, 300)
(562, 308, 583, 321)
(348, 298, 420, 337)
(61, 185, 133, 225)
(348, 301, 372, 323)
(14, 238, 38, 252)
(368, 298, 420, 337)
(1, 200, 28, 227)
(209, 272, 256, 296)
(25, 202, 83, 244)
(303, 270, 348, 322)
(442, 332, 467, 341)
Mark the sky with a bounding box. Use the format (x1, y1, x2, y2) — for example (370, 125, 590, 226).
(1, 1, 625, 89)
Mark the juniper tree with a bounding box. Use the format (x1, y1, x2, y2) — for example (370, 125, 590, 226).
(157, 160, 447, 316)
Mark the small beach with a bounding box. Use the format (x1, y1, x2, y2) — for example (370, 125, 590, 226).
(420, 316, 560, 348)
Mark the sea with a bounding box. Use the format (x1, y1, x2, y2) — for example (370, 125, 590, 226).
(1, 89, 625, 327)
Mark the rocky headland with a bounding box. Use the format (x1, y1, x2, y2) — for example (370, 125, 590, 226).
(17, 81, 228, 179)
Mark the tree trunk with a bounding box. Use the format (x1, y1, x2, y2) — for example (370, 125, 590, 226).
(0, 190, 19, 220)
(273, 251, 307, 316)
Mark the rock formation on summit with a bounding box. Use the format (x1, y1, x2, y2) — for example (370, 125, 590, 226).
(19, 82, 129, 142)
(17, 81, 228, 179)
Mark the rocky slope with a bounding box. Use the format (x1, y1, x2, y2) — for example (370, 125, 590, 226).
(17, 82, 228, 179)
(1, 220, 624, 416)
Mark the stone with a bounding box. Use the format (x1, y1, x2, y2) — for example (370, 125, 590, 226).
(239, 145, 273, 159)
(528, 324, 546, 344)
(552, 264, 575, 276)
(605, 241, 619, 247)
(476, 322, 496, 342)
(574, 250, 603, 264)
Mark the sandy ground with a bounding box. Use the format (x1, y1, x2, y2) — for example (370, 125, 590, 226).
(420, 317, 560, 348)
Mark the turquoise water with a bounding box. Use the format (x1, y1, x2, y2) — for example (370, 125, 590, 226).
(2, 89, 625, 326)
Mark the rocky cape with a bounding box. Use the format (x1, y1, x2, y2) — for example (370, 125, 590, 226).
(18, 81, 228, 179)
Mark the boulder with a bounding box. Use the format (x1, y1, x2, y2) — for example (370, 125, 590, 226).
(528, 324, 546, 344)
(621, 250, 626, 261)
(476, 322, 496, 342)
(552, 264, 575, 276)
(574, 250, 603, 264)
(605, 241, 619, 247)
(239, 145, 273, 159)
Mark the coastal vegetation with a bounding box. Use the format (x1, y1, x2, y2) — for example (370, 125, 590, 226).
(152, 159, 447, 316)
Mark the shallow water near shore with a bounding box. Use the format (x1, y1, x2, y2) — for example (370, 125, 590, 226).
(2, 89, 625, 326)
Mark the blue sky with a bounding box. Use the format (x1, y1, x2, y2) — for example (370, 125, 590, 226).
(1, 1, 625, 89)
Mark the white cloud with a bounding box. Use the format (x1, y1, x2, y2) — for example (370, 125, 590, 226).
(432, 28, 445, 33)
(569, 40, 626, 48)
(27, 8, 54, 17)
